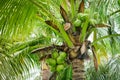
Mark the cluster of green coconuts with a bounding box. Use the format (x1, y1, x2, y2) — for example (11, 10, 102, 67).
(46, 51, 67, 73)
(73, 8, 99, 27)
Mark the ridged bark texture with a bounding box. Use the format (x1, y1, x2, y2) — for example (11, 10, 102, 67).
(72, 59, 85, 80)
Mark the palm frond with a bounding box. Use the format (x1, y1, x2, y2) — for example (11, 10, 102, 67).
(86, 56, 120, 80)
(30, 0, 74, 47)
(0, 52, 40, 80)
(92, 34, 120, 45)
(0, 0, 37, 39)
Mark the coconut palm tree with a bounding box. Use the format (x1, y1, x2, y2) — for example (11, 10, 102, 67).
(0, 0, 120, 80)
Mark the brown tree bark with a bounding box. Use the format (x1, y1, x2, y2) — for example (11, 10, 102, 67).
(72, 59, 85, 80)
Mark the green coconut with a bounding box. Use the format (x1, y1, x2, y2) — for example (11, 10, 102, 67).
(56, 65, 64, 72)
(57, 56, 64, 64)
(73, 19, 82, 27)
(52, 51, 59, 59)
(46, 58, 56, 66)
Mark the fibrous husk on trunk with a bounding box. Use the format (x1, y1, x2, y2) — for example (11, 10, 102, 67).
(72, 59, 85, 80)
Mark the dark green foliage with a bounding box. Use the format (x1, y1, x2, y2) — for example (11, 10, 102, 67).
(86, 56, 120, 80)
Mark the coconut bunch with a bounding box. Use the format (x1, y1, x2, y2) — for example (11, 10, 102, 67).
(46, 51, 67, 73)
(73, 8, 99, 27)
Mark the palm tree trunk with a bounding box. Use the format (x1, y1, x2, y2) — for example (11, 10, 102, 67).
(72, 59, 85, 80)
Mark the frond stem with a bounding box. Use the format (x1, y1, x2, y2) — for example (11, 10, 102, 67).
(108, 10, 120, 17)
